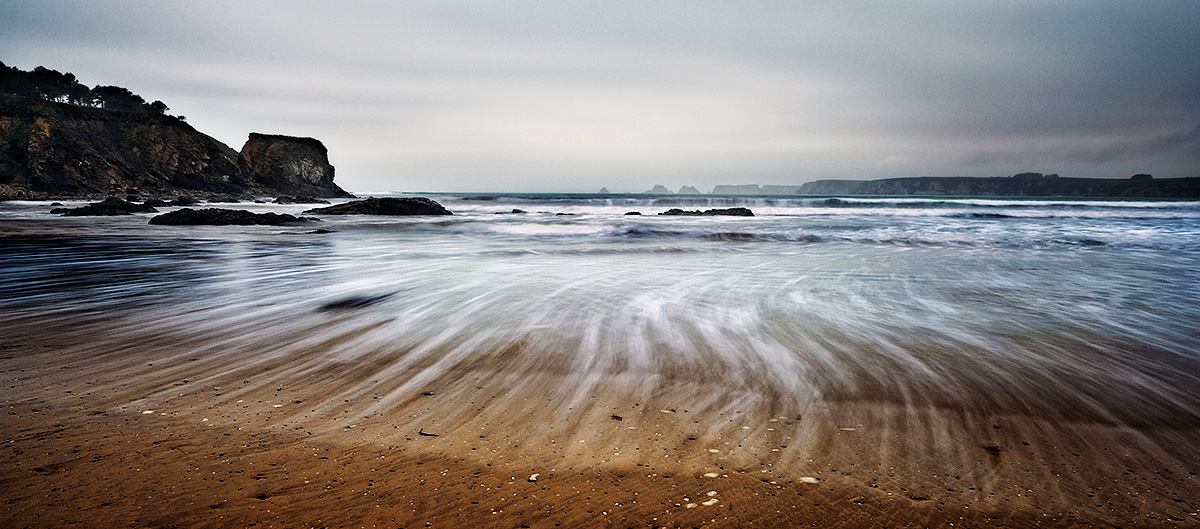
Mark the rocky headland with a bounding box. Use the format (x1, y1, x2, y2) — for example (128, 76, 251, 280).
(0, 94, 352, 201)
(797, 173, 1200, 197)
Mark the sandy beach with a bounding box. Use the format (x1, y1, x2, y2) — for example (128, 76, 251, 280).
(4, 320, 1197, 528)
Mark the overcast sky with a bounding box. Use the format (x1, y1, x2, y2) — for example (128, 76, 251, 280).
(3, 1, 1198, 192)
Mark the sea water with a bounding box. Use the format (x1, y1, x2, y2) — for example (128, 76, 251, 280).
(2, 193, 1198, 429)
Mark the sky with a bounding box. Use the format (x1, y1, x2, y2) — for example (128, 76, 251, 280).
(2, 1, 1198, 193)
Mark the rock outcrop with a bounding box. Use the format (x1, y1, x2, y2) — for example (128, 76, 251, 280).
(49, 197, 158, 216)
(659, 207, 754, 216)
(1, 95, 239, 197)
(0, 95, 354, 200)
(677, 185, 702, 195)
(304, 197, 452, 216)
(643, 184, 673, 194)
(237, 133, 352, 198)
(148, 208, 311, 226)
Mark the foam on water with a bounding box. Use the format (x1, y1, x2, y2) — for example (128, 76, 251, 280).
(2, 193, 1198, 516)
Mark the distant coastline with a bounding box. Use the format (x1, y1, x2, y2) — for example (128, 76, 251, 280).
(629, 173, 1200, 198)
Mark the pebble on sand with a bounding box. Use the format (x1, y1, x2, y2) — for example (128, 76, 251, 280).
(701, 498, 719, 506)
(799, 476, 819, 484)
(528, 473, 539, 482)
(702, 472, 720, 478)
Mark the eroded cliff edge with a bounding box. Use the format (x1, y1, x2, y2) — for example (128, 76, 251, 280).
(0, 95, 351, 199)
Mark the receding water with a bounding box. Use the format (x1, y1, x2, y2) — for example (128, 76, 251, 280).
(2, 194, 1199, 512)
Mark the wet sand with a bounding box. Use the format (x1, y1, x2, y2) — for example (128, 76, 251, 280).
(3, 325, 1197, 528)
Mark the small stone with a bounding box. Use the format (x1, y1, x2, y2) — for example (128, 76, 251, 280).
(528, 473, 539, 482)
(706, 491, 718, 497)
(685, 503, 698, 509)
(702, 472, 720, 478)
(701, 498, 719, 506)
(799, 476, 819, 484)
(708, 449, 720, 453)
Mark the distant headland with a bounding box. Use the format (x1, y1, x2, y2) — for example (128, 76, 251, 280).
(0, 61, 352, 201)
(628, 173, 1199, 198)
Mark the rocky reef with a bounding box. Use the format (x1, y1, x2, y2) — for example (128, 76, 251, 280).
(304, 197, 452, 216)
(49, 197, 159, 216)
(148, 208, 312, 226)
(659, 207, 754, 216)
(0, 95, 352, 200)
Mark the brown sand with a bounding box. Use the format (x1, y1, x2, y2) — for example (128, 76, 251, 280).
(3, 325, 1198, 528)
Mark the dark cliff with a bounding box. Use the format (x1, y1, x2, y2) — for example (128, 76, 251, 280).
(0, 95, 351, 199)
(798, 176, 1200, 198)
(237, 133, 351, 198)
(1, 95, 239, 197)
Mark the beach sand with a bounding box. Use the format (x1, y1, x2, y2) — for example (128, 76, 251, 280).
(3, 323, 1198, 528)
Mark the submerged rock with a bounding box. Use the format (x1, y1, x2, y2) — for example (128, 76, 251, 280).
(304, 197, 452, 216)
(316, 293, 394, 311)
(51, 198, 158, 216)
(148, 207, 311, 226)
(659, 207, 754, 217)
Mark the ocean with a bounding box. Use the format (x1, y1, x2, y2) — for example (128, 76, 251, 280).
(2, 193, 1198, 521)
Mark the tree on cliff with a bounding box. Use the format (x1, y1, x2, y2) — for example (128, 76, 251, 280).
(1, 60, 169, 115)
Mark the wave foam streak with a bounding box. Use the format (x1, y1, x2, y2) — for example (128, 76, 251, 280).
(2, 196, 1199, 519)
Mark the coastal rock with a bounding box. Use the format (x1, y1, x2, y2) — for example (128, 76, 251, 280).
(677, 185, 702, 195)
(148, 207, 311, 226)
(51, 197, 158, 216)
(304, 197, 452, 216)
(643, 184, 673, 194)
(598, 187, 610, 194)
(237, 133, 353, 198)
(273, 195, 331, 204)
(659, 207, 754, 217)
(1, 95, 357, 199)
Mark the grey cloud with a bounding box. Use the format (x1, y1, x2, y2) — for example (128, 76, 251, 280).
(2, 1, 1197, 191)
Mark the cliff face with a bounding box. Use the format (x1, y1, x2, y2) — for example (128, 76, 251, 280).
(237, 133, 351, 198)
(0, 95, 352, 199)
(1, 95, 239, 196)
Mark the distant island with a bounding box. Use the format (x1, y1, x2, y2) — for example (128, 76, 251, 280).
(1, 61, 352, 200)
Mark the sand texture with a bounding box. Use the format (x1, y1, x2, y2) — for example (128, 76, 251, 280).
(3, 325, 1197, 528)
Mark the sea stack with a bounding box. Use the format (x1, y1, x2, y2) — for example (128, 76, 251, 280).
(237, 133, 353, 198)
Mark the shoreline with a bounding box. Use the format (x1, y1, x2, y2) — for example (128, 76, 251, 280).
(4, 327, 1197, 528)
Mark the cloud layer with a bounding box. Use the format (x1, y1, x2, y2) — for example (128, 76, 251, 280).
(3, 1, 1198, 192)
